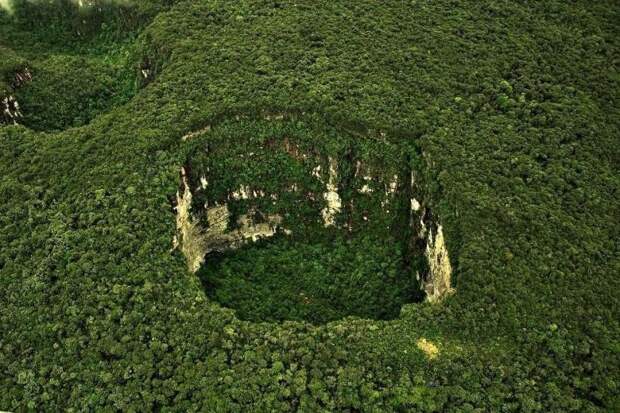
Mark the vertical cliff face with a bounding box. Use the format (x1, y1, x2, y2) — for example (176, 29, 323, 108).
(174, 167, 207, 273)
(2, 95, 22, 124)
(423, 224, 454, 302)
(174, 166, 285, 273)
(320, 157, 342, 227)
(409, 167, 454, 303)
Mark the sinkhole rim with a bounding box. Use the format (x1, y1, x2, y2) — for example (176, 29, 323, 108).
(173, 111, 454, 325)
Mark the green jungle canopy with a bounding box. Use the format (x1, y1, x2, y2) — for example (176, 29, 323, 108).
(0, 0, 618, 411)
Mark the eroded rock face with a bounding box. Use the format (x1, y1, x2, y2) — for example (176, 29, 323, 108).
(174, 167, 283, 272)
(320, 157, 342, 227)
(174, 167, 207, 273)
(12, 68, 32, 88)
(409, 170, 454, 302)
(2, 95, 22, 125)
(202, 204, 282, 253)
(424, 225, 454, 302)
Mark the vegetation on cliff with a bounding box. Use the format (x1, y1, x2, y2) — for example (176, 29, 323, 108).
(0, 0, 618, 411)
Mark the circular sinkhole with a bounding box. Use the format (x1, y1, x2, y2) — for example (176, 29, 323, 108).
(0, 1, 164, 131)
(174, 115, 453, 324)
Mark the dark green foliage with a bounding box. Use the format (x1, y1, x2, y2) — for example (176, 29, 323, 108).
(200, 232, 418, 324)
(15, 54, 135, 131)
(0, 1, 173, 131)
(0, 0, 618, 411)
(0, 45, 27, 94)
(3, 0, 173, 47)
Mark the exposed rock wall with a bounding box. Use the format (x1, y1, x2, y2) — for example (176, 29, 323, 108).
(409, 169, 454, 302)
(174, 167, 283, 273)
(423, 224, 454, 302)
(174, 167, 207, 273)
(2, 95, 23, 125)
(320, 157, 342, 227)
(202, 203, 282, 254)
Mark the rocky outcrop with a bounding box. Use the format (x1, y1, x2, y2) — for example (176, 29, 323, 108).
(1, 68, 31, 126)
(174, 167, 283, 273)
(423, 224, 454, 302)
(320, 157, 342, 227)
(174, 167, 208, 273)
(201, 204, 282, 254)
(12, 67, 32, 88)
(409, 170, 454, 302)
(2, 95, 23, 125)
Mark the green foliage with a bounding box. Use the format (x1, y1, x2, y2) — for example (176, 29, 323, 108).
(200, 232, 418, 324)
(15, 54, 135, 130)
(2, 0, 173, 47)
(0, 0, 173, 130)
(0, 45, 27, 95)
(0, 0, 618, 411)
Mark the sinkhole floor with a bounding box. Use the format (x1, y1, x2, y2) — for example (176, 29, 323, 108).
(198, 232, 424, 324)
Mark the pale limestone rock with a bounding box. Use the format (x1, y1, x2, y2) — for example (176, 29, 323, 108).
(417, 215, 427, 239)
(1, 68, 31, 125)
(236, 213, 281, 242)
(174, 168, 286, 272)
(424, 225, 454, 302)
(360, 183, 373, 194)
(380, 174, 399, 210)
(175, 168, 208, 273)
(321, 157, 342, 226)
(2, 95, 23, 125)
(231, 185, 251, 200)
(388, 175, 398, 194)
(312, 165, 322, 179)
(230, 185, 268, 200)
(358, 173, 374, 194)
(411, 198, 421, 211)
(181, 125, 211, 141)
(206, 205, 230, 233)
(201, 206, 281, 253)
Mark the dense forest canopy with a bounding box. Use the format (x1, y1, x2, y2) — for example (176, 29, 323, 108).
(0, 0, 618, 411)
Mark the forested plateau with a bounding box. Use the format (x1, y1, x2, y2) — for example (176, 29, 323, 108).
(0, 0, 619, 411)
